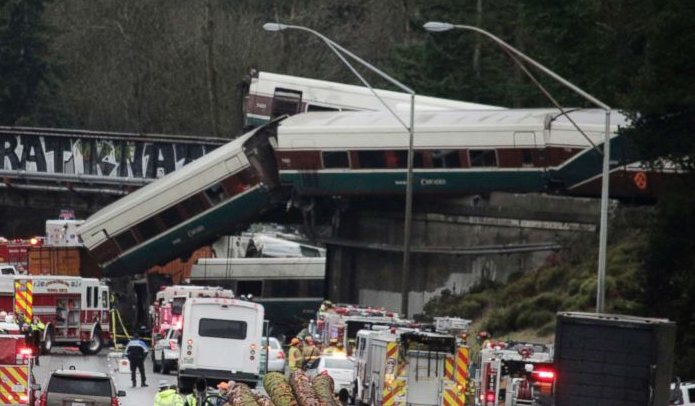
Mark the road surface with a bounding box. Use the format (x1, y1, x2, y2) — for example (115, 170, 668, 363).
(33, 347, 176, 406)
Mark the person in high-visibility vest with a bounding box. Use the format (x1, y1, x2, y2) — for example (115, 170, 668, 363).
(30, 316, 44, 366)
(288, 338, 304, 372)
(154, 380, 183, 406)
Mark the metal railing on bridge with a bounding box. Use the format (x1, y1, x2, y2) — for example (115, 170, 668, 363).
(0, 126, 229, 195)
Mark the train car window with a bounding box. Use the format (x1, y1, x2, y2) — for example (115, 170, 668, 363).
(114, 231, 137, 252)
(322, 151, 350, 168)
(306, 279, 325, 297)
(521, 149, 533, 166)
(469, 150, 498, 167)
(92, 239, 119, 263)
(431, 150, 461, 168)
(357, 151, 387, 168)
(136, 217, 161, 240)
(222, 173, 251, 196)
(270, 279, 300, 298)
(307, 104, 339, 112)
(393, 150, 425, 168)
(272, 88, 302, 118)
(181, 194, 207, 218)
(237, 280, 263, 297)
(205, 183, 229, 205)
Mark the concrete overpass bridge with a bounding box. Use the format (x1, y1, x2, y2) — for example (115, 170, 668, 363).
(0, 126, 227, 235)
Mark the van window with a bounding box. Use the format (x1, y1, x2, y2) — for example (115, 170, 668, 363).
(102, 291, 108, 308)
(86, 287, 92, 307)
(199, 318, 247, 340)
(93, 287, 99, 309)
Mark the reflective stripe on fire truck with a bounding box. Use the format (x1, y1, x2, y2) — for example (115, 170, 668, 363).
(442, 347, 469, 406)
(13, 280, 33, 322)
(0, 366, 28, 404)
(382, 342, 406, 406)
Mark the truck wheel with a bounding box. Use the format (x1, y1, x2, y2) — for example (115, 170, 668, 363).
(161, 352, 170, 375)
(153, 355, 161, 373)
(42, 328, 54, 355)
(79, 329, 104, 355)
(178, 376, 194, 393)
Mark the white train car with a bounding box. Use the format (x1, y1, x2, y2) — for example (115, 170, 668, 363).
(242, 71, 503, 129)
(77, 121, 281, 277)
(272, 108, 651, 196)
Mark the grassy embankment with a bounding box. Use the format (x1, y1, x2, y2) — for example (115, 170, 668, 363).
(424, 216, 648, 351)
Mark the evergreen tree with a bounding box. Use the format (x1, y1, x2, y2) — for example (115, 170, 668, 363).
(0, 0, 55, 125)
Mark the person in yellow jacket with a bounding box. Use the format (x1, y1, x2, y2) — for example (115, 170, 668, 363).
(288, 338, 304, 371)
(154, 381, 184, 406)
(30, 316, 44, 366)
(302, 336, 320, 369)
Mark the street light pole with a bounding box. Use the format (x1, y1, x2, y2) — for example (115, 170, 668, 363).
(424, 21, 612, 313)
(263, 23, 417, 316)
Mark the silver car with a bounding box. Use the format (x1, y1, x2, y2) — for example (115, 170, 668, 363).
(261, 337, 287, 373)
(307, 355, 355, 404)
(153, 327, 181, 374)
(37, 369, 125, 406)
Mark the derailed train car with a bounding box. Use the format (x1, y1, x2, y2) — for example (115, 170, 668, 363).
(77, 120, 281, 277)
(273, 108, 671, 198)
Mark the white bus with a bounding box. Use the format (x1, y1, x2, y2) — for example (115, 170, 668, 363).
(177, 297, 264, 390)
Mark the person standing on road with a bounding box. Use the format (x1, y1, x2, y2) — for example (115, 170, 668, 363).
(302, 336, 320, 369)
(288, 338, 304, 372)
(125, 333, 149, 388)
(154, 380, 184, 406)
(30, 316, 44, 366)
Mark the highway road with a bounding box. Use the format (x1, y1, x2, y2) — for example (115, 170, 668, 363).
(33, 347, 175, 406)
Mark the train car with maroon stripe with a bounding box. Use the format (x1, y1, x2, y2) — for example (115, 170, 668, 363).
(273, 108, 672, 200)
(77, 120, 282, 278)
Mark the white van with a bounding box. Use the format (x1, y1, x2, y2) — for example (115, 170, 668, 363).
(177, 297, 264, 390)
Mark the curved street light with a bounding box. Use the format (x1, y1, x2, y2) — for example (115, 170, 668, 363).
(263, 23, 417, 316)
(424, 21, 612, 313)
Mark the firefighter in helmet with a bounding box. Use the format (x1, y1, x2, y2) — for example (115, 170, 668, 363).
(477, 331, 491, 348)
(288, 338, 304, 372)
(323, 338, 339, 356)
(302, 336, 320, 369)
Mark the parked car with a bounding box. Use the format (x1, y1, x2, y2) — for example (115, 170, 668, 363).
(36, 369, 125, 406)
(671, 380, 695, 405)
(261, 337, 287, 373)
(153, 327, 181, 374)
(307, 355, 355, 403)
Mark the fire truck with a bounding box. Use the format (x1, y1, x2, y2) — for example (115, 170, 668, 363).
(476, 342, 555, 406)
(314, 303, 408, 353)
(0, 275, 111, 355)
(353, 328, 469, 406)
(150, 285, 234, 343)
(0, 321, 37, 405)
(0, 238, 36, 274)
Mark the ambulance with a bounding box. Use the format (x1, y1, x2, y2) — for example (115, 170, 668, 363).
(353, 328, 469, 406)
(0, 275, 111, 355)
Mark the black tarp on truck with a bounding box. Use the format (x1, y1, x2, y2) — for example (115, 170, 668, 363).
(554, 312, 675, 406)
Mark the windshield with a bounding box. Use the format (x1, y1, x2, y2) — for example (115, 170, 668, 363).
(325, 358, 354, 370)
(171, 297, 186, 315)
(48, 376, 112, 397)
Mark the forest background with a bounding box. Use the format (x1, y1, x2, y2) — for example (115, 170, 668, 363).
(1, 0, 694, 376)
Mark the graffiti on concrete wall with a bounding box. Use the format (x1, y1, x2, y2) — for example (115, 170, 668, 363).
(0, 134, 220, 179)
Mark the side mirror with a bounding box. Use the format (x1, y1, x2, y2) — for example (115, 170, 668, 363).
(117, 390, 126, 397)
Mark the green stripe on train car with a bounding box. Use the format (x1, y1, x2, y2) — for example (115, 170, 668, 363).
(103, 188, 271, 275)
(279, 170, 547, 194)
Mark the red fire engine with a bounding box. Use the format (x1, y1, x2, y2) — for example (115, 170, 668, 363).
(0, 238, 40, 274)
(151, 285, 234, 342)
(476, 341, 555, 406)
(0, 275, 111, 355)
(0, 321, 36, 405)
